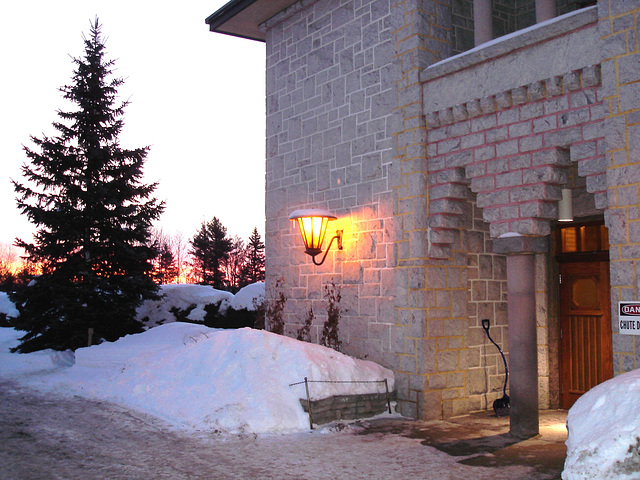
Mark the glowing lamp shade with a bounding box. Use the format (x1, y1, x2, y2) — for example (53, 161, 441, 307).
(289, 209, 343, 265)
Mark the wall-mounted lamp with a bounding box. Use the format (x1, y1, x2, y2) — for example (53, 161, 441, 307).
(289, 209, 343, 266)
(558, 188, 573, 222)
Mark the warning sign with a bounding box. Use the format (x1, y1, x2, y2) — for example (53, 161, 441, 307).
(619, 302, 640, 335)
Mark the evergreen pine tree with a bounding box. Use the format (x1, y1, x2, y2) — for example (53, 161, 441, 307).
(10, 19, 164, 352)
(241, 227, 265, 285)
(190, 217, 232, 289)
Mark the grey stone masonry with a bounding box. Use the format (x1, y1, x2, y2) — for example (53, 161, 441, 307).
(254, 0, 628, 426)
(264, 0, 397, 383)
(426, 63, 605, 246)
(391, 0, 460, 420)
(599, 0, 640, 374)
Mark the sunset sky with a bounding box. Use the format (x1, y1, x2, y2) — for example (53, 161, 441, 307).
(0, 1, 266, 247)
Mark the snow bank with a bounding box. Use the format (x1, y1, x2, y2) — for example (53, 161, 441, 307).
(0, 323, 394, 435)
(563, 369, 640, 479)
(136, 284, 234, 326)
(0, 328, 74, 376)
(223, 282, 264, 311)
(0, 292, 19, 318)
(136, 283, 265, 327)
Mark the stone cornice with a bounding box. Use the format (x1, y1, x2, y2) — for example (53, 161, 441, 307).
(425, 65, 602, 129)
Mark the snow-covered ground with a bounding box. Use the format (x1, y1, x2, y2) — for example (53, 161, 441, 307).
(1, 381, 539, 480)
(0, 285, 393, 435)
(3, 286, 640, 478)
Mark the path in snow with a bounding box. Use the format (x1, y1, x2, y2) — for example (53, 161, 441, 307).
(1, 381, 540, 480)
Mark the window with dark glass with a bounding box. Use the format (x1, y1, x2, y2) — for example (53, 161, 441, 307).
(558, 223, 609, 256)
(452, 0, 598, 55)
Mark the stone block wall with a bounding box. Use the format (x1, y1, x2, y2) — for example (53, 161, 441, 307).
(299, 391, 393, 425)
(261, 0, 464, 420)
(536, 252, 553, 408)
(465, 202, 510, 412)
(421, 24, 606, 413)
(391, 0, 471, 419)
(263, 0, 397, 368)
(260, 0, 613, 422)
(393, 191, 510, 419)
(599, 0, 640, 373)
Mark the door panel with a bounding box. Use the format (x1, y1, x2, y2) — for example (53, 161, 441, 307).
(559, 261, 612, 409)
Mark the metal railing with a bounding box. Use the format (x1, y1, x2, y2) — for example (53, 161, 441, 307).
(289, 377, 392, 429)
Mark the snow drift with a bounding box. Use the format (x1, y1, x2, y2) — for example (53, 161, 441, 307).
(0, 292, 19, 319)
(563, 369, 640, 479)
(0, 321, 394, 435)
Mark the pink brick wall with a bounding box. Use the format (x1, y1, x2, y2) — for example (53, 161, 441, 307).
(425, 67, 605, 247)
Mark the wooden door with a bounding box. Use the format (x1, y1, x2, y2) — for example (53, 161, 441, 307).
(559, 260, 612, 409)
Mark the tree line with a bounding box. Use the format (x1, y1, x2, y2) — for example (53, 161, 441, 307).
(1, 220, 265, 293)
(149, 222, 264, 291)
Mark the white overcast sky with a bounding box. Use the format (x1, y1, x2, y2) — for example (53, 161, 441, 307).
(0, 1, 266, 246)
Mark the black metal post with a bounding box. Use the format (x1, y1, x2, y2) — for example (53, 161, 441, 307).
(304, 377, 314, 429)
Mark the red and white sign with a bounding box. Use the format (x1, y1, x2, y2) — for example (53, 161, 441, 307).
(619, 302, 640, 335)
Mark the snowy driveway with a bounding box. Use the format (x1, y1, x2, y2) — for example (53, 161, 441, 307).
(1, 381, 557, 480)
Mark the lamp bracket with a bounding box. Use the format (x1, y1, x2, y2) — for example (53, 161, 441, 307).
(312, 230, 343, 266)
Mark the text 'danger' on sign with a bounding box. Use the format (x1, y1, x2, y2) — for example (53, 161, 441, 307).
(619, 302, 640, 335)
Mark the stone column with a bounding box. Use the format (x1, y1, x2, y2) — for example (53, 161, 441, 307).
(391, 0, 452, 419)
(506, 254, 539, 438)
(474, 0, 493, 46)
(495, 236, 547, 439)
(535, 0, 556, 23)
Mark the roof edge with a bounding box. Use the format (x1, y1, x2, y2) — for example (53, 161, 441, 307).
(205, 0, 260, 31)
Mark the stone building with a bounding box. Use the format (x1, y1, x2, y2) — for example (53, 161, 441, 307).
(206, 0, 640, 437)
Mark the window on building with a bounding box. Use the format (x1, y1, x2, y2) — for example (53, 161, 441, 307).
(558, 222, 609, 255)
(451, 0, 598, 56)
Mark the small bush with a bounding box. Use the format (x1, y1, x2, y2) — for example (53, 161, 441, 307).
(223, 308, 257, 329)
(297, 306, 314, 342)
(265, 277, 286, 335)
(202, 303, 221, 328)
(252, 297, 265, 330)
(169, 304, 198, 323)
(204, 305, 255, 329)
(320, 281, 341, 351)
(169, 302, 261, 330)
